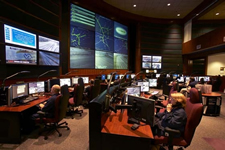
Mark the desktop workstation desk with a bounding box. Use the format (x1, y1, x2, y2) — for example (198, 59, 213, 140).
(0, 97, 48, 143)
(89, 85, 154, 150)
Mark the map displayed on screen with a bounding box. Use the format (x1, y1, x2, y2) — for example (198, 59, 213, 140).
(70, 4, 128, 69)
(70, 26, 95, 50)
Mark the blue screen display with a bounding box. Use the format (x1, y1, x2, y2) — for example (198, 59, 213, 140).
(4, 24, 36, 49)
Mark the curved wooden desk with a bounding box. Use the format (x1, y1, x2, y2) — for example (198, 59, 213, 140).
(202, 92, 222, 116)
(101, 110, 153, 150)
(0, 97, 48, 143)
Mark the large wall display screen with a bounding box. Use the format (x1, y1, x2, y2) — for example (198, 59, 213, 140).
(4, 24, 36, 49)
(38, 35, 60, 53)
(70, 4, 128, 69)
(142, 55, 162, 69)
(5, 45, 37, 65)
(39, 51, 60, 66)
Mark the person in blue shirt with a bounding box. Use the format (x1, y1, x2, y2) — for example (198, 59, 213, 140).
(152, 92, 187, 137)
(32, 84, 60, 119)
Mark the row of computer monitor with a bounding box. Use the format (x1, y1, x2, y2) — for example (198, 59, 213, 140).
(7, 77, 90, 101)
(155, 74, 210, 83)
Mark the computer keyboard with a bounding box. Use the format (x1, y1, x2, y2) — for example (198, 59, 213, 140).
(21, 96, 39, 104)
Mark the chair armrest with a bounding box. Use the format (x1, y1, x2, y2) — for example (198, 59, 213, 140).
(37, 111, 46, 123)
(164, 127, 181, 147)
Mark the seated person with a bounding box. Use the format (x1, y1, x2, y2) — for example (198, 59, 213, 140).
(152, 92, 187, 137)
(32, 84, 60, 119)
(198, 78, 205, 84)
(188, 77, 198, 88)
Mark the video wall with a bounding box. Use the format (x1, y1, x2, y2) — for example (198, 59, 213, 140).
(142, 55, 162, 69)
(70, 4, 128, 69)
(3, 24, 60, 66)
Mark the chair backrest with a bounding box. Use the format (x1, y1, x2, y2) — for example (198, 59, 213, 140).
(73, 84, 84, 107)
(183, 88, 203, 145)
(53, 94, 62, 122)
(59, 84, 70, 121)
(88, 79, 101, 101)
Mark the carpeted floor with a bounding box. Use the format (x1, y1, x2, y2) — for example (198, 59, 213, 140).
(0, 91, 225, 150)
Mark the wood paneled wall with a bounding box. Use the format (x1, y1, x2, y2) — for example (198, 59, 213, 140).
(138, 22, 184, 74)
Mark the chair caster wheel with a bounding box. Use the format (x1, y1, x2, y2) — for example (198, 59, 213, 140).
(44, 136, 48, 140)
(59, 133, 62, 137)
(67, 127, 70, 130)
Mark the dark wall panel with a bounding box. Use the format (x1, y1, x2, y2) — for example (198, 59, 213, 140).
(140, 22, 183, 74)
(0, 0, 61, 81)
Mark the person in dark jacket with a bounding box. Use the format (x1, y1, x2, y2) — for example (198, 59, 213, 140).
(188, 77, 198, 88)
(152, 92, 187, 137)
(32, 84, 60, 119)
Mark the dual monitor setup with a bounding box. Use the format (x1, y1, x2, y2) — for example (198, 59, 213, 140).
(4, 76, 90, 106)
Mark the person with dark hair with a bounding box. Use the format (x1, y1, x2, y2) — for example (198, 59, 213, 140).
(213, 75, 222, 91)
(188, 77, 198, 88)
(152, 92, 187, 138)
(83, 79, 94, 99)
(199, 78, 205, 84)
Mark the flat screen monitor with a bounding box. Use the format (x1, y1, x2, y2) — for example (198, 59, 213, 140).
(82, 77, 89, 84)
(4, 24, 36, 49)
(28, 81, 45, 95)
(119, 74, 124, 79)
(60, 78, 71, 86)
(38, 35, 60, 53)
(131, 74, 135, 79)
(149, 79, 157, 87)
(114, 74, 119, 80)
(126, 74, 130, 79)
(137, 81, 149, 92)
(177, 76, 184, 83)
(185, 76, 190, 83)
(127, 95, 155, 127)
(126, 86, 141, 96)
(101, 74, 106, 80)
(39, 51, 60, 66)
(198, 76, 210, 82)
(107, 74, 111, 80)
(5, 45, 37, 65)
(152, 56, 162, 63)
(156, 74, 160, 78)
(152, 63, 161, 69)
(194, 76, 198, 82)
(47, 79, 60, 92)
(12, 83, 29, 99)
(72, 77, 79, 85)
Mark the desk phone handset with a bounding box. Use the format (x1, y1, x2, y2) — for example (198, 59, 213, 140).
(131, 123, 139, 130)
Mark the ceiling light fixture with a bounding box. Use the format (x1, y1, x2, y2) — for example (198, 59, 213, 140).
(215, 12, 219, 15)
(133, 4, 136, 7)
(167, 3, 171, 6)
(177, 14, 180, 17)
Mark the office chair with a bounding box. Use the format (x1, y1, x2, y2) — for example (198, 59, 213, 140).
(153, 88, 203, 150)
(86, 79, 101, 102)
(35, 85, 70, 140)
(68, 77, 84, 118)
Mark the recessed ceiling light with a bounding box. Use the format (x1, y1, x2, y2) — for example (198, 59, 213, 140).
(196, 14, 199, 16)
(133, 4, 136, 7)
(177, 14, 180, 17)
(216, 12, 219, 15)
(167, 3, 171, 6)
